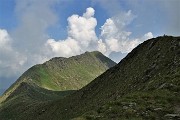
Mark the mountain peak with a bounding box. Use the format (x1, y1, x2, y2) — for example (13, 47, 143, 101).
(30, 36, 179, 120)
(46, 51, 104, 64)
(84, 51, 102, 55)
(1, 51, 116, 103)
(1, 36, 179, 120)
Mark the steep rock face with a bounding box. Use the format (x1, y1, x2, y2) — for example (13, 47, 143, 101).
(32, 36, 179, 120)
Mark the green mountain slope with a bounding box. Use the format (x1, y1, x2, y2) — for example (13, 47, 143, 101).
(0, 51, 116, 102)
(22, 36, 179, 120)
(0, 51, 116, 120)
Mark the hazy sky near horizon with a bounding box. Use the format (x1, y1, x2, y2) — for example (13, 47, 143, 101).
(0, 0, 179, 90)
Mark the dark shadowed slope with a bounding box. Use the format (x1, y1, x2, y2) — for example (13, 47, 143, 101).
(0, 51, 116, 120)
(27, 36, 180, 120)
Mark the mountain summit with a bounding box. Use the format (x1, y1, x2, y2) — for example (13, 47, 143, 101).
(0, 36, 179, 120)
(23, 36, 179, 120)
(0, 51, 116, 116)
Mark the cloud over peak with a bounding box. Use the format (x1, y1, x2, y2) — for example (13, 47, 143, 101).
(0, 6, 153, 89)
(46, 7, 153, 58)
(83, 7, 95, 18)
(46, 7, 98, 57)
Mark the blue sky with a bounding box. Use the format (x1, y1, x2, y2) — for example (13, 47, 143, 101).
(0, 0, 109, 39)
(1, 0, 177, 39)
(0, 0, 179, 92)
(1, 0, 179, 39)
(0, 0, 16, 30)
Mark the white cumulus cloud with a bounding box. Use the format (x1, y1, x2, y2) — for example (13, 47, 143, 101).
(0, 6, 154, 90)
(97, 39, 107, 54)
(0, 29, 26, 78)
(46, 38, 81, 57)
(99, 11, 152, 56)
(143, 32, 154, 40)
(83, 7, 95, 18)
(46, 7, 153, 58)
(46, 7, 98, 57)
(0, 29, 12, 50)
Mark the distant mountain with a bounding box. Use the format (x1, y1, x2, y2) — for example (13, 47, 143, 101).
(18, 36, 179, 120)
(0, 51, 116, 119)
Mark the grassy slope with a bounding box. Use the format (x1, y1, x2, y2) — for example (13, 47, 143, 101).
(0, 51, 116, 102)
(34, 51, 115, 91)
(0, 51, 116, 120)
(24, 36, 180, 120)
(0, 82, 74, 119)
(74, 36, 180, 120)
